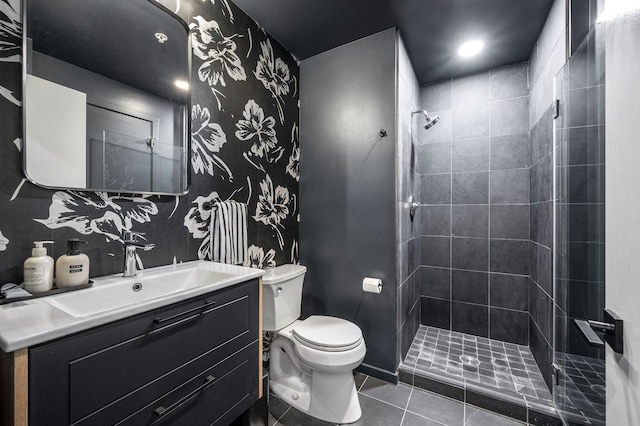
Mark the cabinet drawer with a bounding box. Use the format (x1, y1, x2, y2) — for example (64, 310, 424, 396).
(29, 279, 259, 425)
(117, 341, 258, 426)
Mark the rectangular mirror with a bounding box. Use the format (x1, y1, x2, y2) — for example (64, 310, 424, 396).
(23, 0, 191, 195)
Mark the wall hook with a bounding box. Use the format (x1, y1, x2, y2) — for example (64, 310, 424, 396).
(378, 129, 387, 137)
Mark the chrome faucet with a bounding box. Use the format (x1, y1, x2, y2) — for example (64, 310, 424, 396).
(122, 231, 155, 277)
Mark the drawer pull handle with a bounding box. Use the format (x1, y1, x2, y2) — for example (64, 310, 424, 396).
(153, 300, 216, 324)
(153, 375, 216, 418)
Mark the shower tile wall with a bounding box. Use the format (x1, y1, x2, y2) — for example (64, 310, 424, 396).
(397, 34, 421, 360)
(417, 63, 530, 346)
(528, 0, 567, 388)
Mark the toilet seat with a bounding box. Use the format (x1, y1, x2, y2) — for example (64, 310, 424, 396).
(292, 316, 363, 352)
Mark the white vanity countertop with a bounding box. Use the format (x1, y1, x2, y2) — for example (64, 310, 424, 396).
(0, 260, 264, 353)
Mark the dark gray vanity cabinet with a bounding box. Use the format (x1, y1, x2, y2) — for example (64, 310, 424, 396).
(28, 279, 260, 426)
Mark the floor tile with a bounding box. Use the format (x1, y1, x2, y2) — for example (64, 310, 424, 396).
(351, 393, 405, 426)
(401, 411, 444, 426)
(465, 406, 525, 425)
(359, 376, 413, 409)
(268, 393, 290, 425)
(406, 388, 464, 425)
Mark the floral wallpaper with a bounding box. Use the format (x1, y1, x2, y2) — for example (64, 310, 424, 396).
(0, 0, 299, 283)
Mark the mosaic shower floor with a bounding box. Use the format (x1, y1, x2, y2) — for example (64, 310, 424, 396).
(555, 353, 605, 426)
(400, 326, 553, 409)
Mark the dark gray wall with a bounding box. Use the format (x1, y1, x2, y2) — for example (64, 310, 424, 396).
(299, 28, 398, 375)
(417, 63, 531, 346)
(528, 0, 567, 389)
(396, 35, 421, 362)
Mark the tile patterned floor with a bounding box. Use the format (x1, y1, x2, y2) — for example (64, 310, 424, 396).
(401, 326, 553, 407)
(555, 353, 605, 426)
(268, 373, 526, 426)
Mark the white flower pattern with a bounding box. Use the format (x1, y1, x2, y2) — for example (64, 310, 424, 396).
(254, 174, 290, 249)
(235, 100, 283, 162)
(191, 104, 232, 179)
(286, 123, 300, 181)
(190, 16, 245, 108)
(184, 191, 222, 259)
(254, 39, 291, 124)
(244, 245, 276, 269)
(0, 230, 8, 251)
(36, 192, 158, 242)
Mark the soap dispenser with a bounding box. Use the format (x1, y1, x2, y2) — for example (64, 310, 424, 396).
(24, 241, 54, 293)
(56, 239, 90, 288)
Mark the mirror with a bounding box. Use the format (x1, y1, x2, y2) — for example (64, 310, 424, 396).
(23, 0, 190, 195)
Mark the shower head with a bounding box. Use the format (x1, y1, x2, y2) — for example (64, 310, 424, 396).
(412, 109, 440, 130)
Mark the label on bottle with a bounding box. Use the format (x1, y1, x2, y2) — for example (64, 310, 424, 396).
(24, 266, 44, 285)
(69, 264, 84, 274)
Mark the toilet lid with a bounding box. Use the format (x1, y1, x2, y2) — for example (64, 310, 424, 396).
(292, 316, 363, 351)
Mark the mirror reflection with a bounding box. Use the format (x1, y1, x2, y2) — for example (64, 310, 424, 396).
(24, 0, 190, 195)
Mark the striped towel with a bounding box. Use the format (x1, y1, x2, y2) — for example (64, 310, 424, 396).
(210, 201, 248, 265)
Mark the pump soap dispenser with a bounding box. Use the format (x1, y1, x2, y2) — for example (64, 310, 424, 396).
(24, 241, 54, 293)
(56, 239, 90, 288)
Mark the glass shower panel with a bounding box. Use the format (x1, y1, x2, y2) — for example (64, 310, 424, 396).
(553, 24, 606, 426)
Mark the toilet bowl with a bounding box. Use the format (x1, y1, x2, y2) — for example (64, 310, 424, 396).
(262, 265, 366, 424)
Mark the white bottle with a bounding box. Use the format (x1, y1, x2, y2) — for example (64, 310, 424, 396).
(24, 241, 54, 293)
(56, 239, 90, 288)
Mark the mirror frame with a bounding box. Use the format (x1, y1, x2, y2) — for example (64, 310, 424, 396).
(21, 0, 192, 196)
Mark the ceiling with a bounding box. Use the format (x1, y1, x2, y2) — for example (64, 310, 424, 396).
(232, 0, 554, 84)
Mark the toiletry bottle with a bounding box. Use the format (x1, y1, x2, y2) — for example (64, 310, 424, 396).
(56, 239, 89, 288)
(24, 241, 54, 293)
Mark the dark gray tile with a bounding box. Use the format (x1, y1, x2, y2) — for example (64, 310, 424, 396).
(401, 411, 443, 426)
(420, 174, 451, 204)
(567, 203, 605, 243)
(406, 388, 465, 425)
(452, 205, 488, 238)
(567, 125, 605, 166)
(417, 143, 451, 174)
(420, 236, 451, 268)
(452, 137, 490, 172)
(359, 376, 412, 409)
(452, 270, 488, 305)
(490, 308, 529, 345)
(490, 240, 529, 275)
(421, 80, 452, 112)
(528, 408, 563, 426)
(490, 133, 530, 170)
(420, 205, 451, 236)
(452, 302, 489, 337)
(491, 63, 529, 102)
(420, 266, 451, 299)
(452, 105, 491, 141)
(466, 389, 527, 422)
(268, 393, 290, 425)
(354, 372, 368, 391)
(567, 241, 605, 282)
(421, 297, 451, 329)
(537, 245, 552, 295)
(567, 164, 605, 204)
(489, 274, 528, 311)
(452, 172, 489, 204)
(465, 406, 525, 425)
(490, 97, 529, 136)
(490, 169, 529, 204)
(349, 394, 405, 426)
(412, 374, 465, 401)
(490, 205, 529, 239)
(452, 237, 488, 271)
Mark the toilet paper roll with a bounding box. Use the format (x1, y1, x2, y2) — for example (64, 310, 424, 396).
(362, 277, 383, 294)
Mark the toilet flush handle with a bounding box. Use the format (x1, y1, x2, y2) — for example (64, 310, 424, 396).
(273, 287, 282, 297)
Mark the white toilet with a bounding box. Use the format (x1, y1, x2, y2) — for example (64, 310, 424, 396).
(262, 264, 366, 424)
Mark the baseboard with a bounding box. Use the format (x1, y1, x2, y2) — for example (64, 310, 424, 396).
(356, 363, 398, 384)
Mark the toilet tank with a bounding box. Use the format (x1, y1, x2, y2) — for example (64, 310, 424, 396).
(262, 264, 307, 331)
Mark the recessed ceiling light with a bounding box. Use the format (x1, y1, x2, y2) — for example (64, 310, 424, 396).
(175, 80, 189, 90)
(458, 40, 485, 58)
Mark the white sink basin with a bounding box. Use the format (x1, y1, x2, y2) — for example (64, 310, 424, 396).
(47, 263, 235, 318)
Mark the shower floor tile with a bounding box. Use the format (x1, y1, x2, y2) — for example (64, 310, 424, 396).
(400, 325, 559, 423)
(554, 353, 605, 426)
